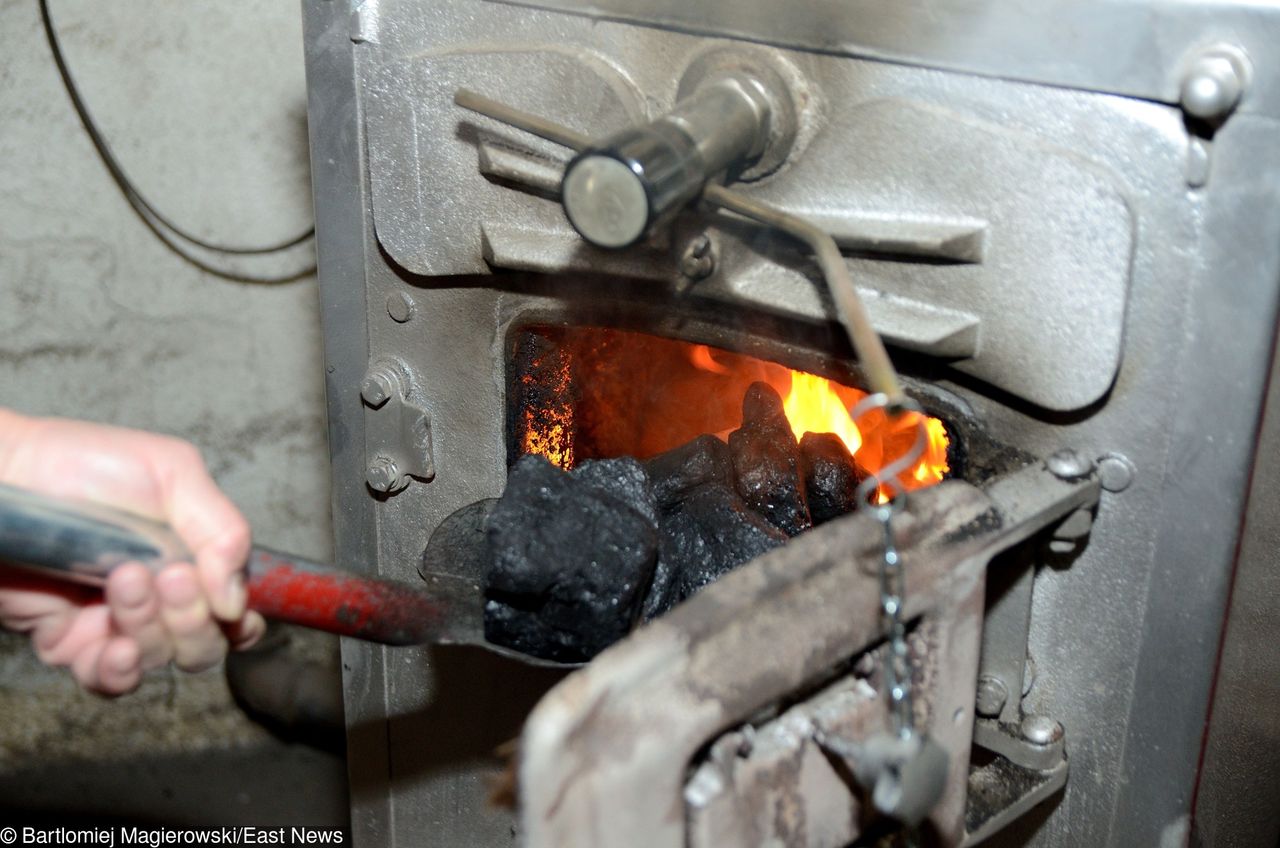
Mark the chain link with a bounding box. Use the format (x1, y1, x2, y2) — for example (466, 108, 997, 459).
(875, 499, 914, 739)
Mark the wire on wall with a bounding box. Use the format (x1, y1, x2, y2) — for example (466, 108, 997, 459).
(38, 0, 318, 283)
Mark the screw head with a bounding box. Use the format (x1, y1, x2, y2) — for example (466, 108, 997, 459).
(975, 674, 1009, 718)
(386, 292, 415, 323)
(366, 456, 399, 492)
(1020, 714, 1063, 746)
(361, 372, 394, 407)
(1046, 449, 1093, 481)
(1097, 452, 1136, 493)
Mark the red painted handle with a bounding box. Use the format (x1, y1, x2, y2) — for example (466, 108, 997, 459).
(246, 548, 474, 646)
(0, 482, 481, 647)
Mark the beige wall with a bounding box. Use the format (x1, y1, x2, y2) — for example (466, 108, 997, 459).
(0, 0, 341, 823)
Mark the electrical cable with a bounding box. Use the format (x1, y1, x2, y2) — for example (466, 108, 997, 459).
(39, 0, 316, 282)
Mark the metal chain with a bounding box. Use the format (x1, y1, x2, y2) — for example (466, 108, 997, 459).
(875, 499, 915, 739)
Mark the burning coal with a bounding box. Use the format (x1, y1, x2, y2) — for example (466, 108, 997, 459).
(510, 327, 950, 499)
(487, 327, 956, 661)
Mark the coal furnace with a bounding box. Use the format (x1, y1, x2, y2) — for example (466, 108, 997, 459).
(301, 1, 1280, 845)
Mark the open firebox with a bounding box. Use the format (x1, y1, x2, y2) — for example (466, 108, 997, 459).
(302, 0, 1280, 846)
(508, 326, 951, 483)
(484, 326, 954, 664)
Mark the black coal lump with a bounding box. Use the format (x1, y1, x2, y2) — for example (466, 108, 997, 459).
(484, 596, 582, 662)
(800, 431, 867, 524)
(728, 382, 812, 536)
(641, 482, 787, 620)
(483, 454, 659, 662)
(644, 434, 734, 510)
(572, 456, 659, 526)
(639, 556, 679, 623)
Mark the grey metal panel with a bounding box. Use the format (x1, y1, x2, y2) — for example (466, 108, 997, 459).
(488, 0, 1280, 120)
(1113, 113, 1280, 847)
(364, 50, 642, 275)
(359, 5, 1136, 411)
(976, 112, 1280, 848)
(301, 2, 386, 844)
(1194, 314, 1280, 847)
(369, 287, 569, 848)
(309, 4, 579, 845)
(709, 93, 1133, 412)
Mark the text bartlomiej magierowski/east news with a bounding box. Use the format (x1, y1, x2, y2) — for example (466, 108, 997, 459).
(4, 827, 347, 847)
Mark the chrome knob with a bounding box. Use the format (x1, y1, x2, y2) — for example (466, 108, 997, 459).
(561, 74, 774, 249)
(561, 155, 654, 249)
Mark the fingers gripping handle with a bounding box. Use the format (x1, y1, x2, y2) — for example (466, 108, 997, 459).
(0, 483, 460, 646)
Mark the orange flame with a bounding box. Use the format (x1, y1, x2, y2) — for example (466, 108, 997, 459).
(689, 344, 731, 375)
(685, 345, 950, 497)
(916, 418, 950, 485)
(516, 330, 949, 499)
(776, 369, 949, 499)
(782, 371, 864, 458)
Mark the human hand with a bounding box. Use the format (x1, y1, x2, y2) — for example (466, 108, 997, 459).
(0, 409, 265, 694)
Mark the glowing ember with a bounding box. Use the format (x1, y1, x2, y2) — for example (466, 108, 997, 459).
(522, 410, 573, 470)
(515, 337, 575, 469)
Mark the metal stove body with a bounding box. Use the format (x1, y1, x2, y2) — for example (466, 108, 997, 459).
(301, 0, 1280, 845)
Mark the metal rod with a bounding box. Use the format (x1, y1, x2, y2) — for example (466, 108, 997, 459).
(454, 89, 591, 151)
(0, 482, 465, 647)
(703, 184, 907, 408)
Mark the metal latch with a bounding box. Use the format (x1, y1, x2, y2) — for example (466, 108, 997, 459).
(361, 357, 434, 494)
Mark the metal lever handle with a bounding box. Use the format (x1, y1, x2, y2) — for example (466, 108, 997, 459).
(560, 74, 773, 249)
(0, 481, 189, 583)
(454, 88, 909, 409)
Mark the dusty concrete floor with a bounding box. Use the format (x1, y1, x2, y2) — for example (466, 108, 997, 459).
(0, 0, 346, 827)
(0, 630, 348, 826)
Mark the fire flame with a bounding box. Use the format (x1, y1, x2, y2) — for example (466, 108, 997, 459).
(691, 345, 950, 497)
(511, 325, 950, 500)
(689, 343, 731, 375)
(783, 371, 864, 458)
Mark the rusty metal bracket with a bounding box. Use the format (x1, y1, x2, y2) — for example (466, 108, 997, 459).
(517, 461, 1100, 847)
(361, 357, 434, 494)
